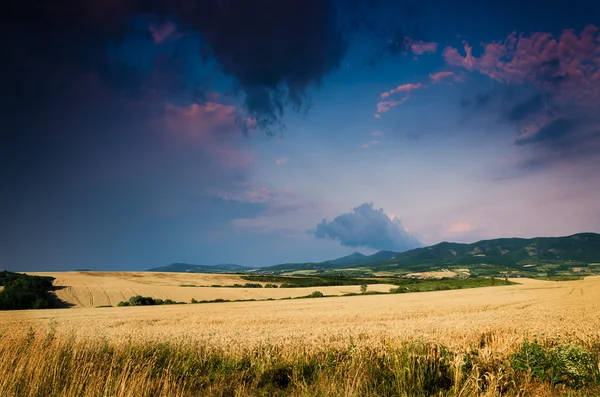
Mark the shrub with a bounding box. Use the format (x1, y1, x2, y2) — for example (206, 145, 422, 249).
(307, 291, 324, 298)
(0, 272, 57, 310)
(117, 295, 184, 307)
(243, 283, 263, 288)
(509, 339, 600, 388)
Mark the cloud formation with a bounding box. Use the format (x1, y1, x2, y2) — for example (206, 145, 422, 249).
(312, 203, 421, 252)
(443, 25, 600, 106)
(408, 40, 438, 55)
(1, 0, 356, 133)
(442, 25, 600, 169)
(429, 71, 455, 83)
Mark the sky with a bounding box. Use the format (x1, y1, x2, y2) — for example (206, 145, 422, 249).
(2, 0, 600, 271)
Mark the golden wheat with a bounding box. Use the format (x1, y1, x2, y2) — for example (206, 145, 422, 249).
(25, 271, 395, 308)
(3, 276, 600, 355)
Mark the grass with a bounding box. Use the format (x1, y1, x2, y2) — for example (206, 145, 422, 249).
(241, 275, 392, 288)
(389, 277, 515, 293)
(3, 276, 600, 395)
(1, 330, 599, 396)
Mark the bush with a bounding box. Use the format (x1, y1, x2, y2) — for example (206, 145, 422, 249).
(117, 295, 184, 307)
(307, 291, 324, 298)
(0, 272, 57, 310)
(509, 339, 600, 388)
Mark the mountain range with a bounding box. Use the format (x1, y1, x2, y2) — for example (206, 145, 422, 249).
(148, 233, 600, 274)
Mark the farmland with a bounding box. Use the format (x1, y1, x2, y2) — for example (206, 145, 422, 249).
(1, 274, 600, 396)
(25, 272, 398, 308)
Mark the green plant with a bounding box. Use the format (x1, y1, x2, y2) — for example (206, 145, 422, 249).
(509, 339, 600, 388)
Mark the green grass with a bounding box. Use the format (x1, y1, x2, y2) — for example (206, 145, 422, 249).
(4, 332, 599, 396)
(241, 274, 392, 288)
(389, 277, 514, 293)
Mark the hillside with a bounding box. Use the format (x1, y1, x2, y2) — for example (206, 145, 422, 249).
(364, 233, 600, 272)
(256, 233, 600, 277)
(148, 233, 600, 278)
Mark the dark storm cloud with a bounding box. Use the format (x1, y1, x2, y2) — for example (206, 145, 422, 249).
(2, 0, 398, 131)
(311, 203, 421, 252)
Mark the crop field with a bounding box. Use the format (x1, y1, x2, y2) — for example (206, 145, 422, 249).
(2, 275, 600, 396)
(26, 272, 396, 308)
(3, 276, 599, 349)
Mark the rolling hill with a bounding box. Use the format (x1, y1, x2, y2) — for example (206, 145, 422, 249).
(362, 232, 600, 272)
(256, 233, 600, 276)
(149, 233, 600, 277)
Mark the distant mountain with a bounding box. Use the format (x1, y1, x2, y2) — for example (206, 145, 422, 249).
(148, 263, 252, 273)
(324, 252, 367, 266)
(259, 250, 399, 273)
(365, 250, 398, 262)
(148, 233, 600, 275)
(363, 233, 600, 272)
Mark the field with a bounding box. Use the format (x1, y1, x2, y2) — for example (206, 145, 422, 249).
(2, 275, 600, 396)
(26, 272, 397, 308)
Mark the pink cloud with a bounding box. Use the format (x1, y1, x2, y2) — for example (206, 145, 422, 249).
(376, 83, 424, 115)
(276, 158, 290, 165)
(410, 41, 439, 55)
(374, 114, 381, 119)
(165, 101, 239, 141)
(376, 98, 408, 113)
(447, 221, 475, 233)
(442, 25, 600, 106)
(149, 21, 181, 44)
(429, 71, 455, 83)
(371, 130, 383, 136)
(164, 99, 253, 169)
(389, 83, 424, 95)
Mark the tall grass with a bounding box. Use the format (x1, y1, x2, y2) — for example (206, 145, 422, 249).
(1, 330, 598, 397)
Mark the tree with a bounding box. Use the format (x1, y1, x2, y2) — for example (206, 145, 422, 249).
(360, 284, 368, 294)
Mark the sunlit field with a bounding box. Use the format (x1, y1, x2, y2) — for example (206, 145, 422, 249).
(2, 276, 600, 396)
(26, 272, 397, 307)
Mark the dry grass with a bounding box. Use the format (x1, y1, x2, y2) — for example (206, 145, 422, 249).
(2, 276, 600, 396)
(3, 276, 599, 352)
(26, 272, 394, 308)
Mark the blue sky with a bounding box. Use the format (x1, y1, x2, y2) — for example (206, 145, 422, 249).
(2, 0, 600, 270)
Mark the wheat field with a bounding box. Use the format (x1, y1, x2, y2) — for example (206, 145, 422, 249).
(2, 275, 600, 396)
(26, 271, 396, 308)
(4, 275, 600, 352)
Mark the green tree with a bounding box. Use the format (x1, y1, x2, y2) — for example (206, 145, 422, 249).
(360, 284, 368, 294)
